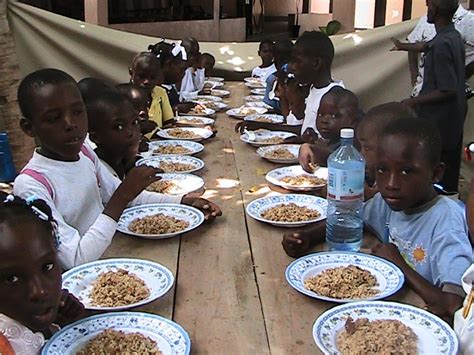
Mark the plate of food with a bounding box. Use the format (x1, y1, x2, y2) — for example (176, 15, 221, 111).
(192, 100, 228, 111)
(146, 173, 204, 195)
(244, 114, 284, 124)
(256, 144, 300, 164)
(203, 80, 224, 89)
(190, 95, 223, 102)
(226, 106, 268, 119)
(251, 88, 266, 95)
(244, 101, 273, 110)
(246, 194, 327, 227)
(285, 252, 404, 303)
(176, 116, 215, 127)
(240, 129, 297, 147)
(206, 76, 224, 82)
(244, 77, 266, 88)
(244, 95, 265, 102)
(181, 104, 215, 117)
(147, 140, 204, 156)
(62, 258, 174, 311)
(266, 165, 328, 190)
(156, 127, 213, 141)
(137, 155, 204, 174)
(210, 89, 230, 98)
(312, 301, 458, 355)
(42, 312, 191, 355)
(117, 203, 205, 239)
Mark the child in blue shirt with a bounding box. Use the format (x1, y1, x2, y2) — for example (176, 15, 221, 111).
(282, 116, 472, 320)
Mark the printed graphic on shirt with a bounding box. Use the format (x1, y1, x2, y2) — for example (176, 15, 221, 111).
(389, 228, 427, 270)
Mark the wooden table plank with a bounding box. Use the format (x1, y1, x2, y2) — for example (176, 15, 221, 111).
(225, 82, 425, 354)
(172, 83, 270, 354)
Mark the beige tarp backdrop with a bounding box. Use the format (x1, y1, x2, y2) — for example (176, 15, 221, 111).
(7, 0, 416, 110)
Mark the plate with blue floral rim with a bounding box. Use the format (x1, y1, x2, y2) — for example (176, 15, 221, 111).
(244, 101, 273, 110)
(137, 155, 205, 174)
(42, 311, 191, 355)
(266, 165, 328, 191)
(251, 88, 266, 95)
(244, 114, 284, 124)
(175, 116, 215, 127)
(244, 94, 265, 102)
(285, 252, 405, 303)
(156, 127, 213, 141)
(240, 130, 297, 147)
(146, 173, 205, 196)
(190, 94, 223, 102)
(62, 258, 174, 311)
(117, 203, 205, 239)
(226, 106, 268, 118)
(312, 301, 458, 355)
(206, 76, 224, 82)
(246, 194, 327, 227)
(147, 140, 204, 156)
(191, 99, 228, 111)
(256, 144, 300, 164)
(203, 80, 224, 89)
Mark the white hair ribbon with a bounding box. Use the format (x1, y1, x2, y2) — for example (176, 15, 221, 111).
(171, 41, 188, 61)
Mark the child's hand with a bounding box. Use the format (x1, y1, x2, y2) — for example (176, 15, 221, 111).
(371, 242, 405, 267)
(181, 196, 222, 222)
(282, 231, 312, 257)
(116, 166, 162, 202)
(234, 120, 259, 133)
(177, 102, 196, 113)
(299, 143, 316, 173)
(55, 289, 85, 326)
(390, 37, 403, 51)
(139, 120, 157, 135)
(301, 128, 318, 144)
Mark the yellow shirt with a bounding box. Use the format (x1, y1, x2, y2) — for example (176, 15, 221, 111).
(148, 86, 174, 135)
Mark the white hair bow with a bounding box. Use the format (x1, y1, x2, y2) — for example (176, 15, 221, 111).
(172, 41, 188, 61)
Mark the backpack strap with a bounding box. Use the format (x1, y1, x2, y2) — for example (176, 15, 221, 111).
(20, 168, 54, 199)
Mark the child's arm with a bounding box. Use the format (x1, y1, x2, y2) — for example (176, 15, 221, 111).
(372, 243, 463, 320)
(55, 289, 86, 327)
(466, 177, 474, 245)
(402, 90, 456, 107)
(298, 142, 332, 171)
(282, 222, 326, 257)
(234, 121, 302, 134)
(391, 38, 427, 53)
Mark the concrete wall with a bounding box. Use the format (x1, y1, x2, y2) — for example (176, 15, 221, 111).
(299, 13, 333, 33)
(265, 0, 302, 17)
(108, 17, 246, 42)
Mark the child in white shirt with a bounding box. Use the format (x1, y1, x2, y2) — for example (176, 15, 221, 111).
(251, 40, 276, 81)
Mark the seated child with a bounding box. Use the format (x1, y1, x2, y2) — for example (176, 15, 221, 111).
(252, 39, 276, 81)
(116, 83, 157, 150)
(14, 69, 222, 270)
(77, 77, 115, 102)
(283, 116, 472, 320)
(180, 37, 206, 100)
(129, 52, 174, 130)
(86, 90, 141, 179)
(149, 41, 195, 113)
(298, 87, 359, 169)
(199, 53, 216, 78)
(0, 193, 86, 354)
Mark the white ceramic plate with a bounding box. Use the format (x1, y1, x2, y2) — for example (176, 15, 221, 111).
(251, 88, 266, 95)
(62, 258, 174, 311)
(156, 127, 213, 141)
(210, 89, 230, 97)
(181, 106, 215, 117)
(176, 116, 215, 126)
(240, 130, 297, 147)
(256, 144, 300, 164)
(244, 77, 263, 83)
(42, 312, 191, 355)
(147, 173, 205, 195)
(244, 114, 284, 124)
(266, 165, 328, 191)
(244, 95, 265, 102)
(206, 76, 224, 82)
(244, 101, 273, 110)
(147, 140, 204, 156)
(313, 301, 458, 355)
(285, 252, 405, 303)
(192, 100, 228, 111)
(117, 203, 205, 239)
(203, 80, 224, 88)
(137, 155, 205, 174)
(189, 95, 223, 102)
(246, 194, 327, 227)
(226, 106, 268, 118)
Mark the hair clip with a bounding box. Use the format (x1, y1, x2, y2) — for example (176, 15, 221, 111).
(25, 195, 49, 222)
(171, 41, 188, 61)
(3, 194, 14, 203)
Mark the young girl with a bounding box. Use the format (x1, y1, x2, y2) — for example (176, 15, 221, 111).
(0, 192, 85, 354)
(180, 37, 206, 100)
(129, 52, 174, 130)
(14, 69, 221, 270)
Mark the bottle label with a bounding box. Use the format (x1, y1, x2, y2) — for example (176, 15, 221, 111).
(327, 167, 364, 200)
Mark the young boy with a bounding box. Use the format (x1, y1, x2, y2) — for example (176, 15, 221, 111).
(14, 69, 221, 270)
(199, 53, 216, 78)
(283, 116, 472, 320)
(290, 31, 344, 137)
(86, 90, 141, 179)
(251, 40, 276, 81)
(298, 87, 359, 169)
(129, 52, 175, 129)
(401, 0, 467, 193)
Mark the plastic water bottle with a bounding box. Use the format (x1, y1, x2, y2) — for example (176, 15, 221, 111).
(326, 128, 365, 251)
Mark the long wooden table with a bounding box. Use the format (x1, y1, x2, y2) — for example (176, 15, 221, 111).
(104, 82, 423, 354)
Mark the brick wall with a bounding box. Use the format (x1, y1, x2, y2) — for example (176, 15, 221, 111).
(0, 0, 34, 171)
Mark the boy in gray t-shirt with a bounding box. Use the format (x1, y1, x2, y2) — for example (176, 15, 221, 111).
(282, 116, 472, 321)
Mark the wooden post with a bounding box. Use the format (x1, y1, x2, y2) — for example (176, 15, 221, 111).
(84, 0, 108, 26)
(214, 0, 220, 41)
(332, 0, 355, 33)
(469, 0, 474, 10)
